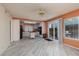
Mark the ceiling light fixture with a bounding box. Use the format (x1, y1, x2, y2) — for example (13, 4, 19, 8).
(38, 9, 46, 16)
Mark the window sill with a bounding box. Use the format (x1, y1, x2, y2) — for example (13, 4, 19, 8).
(64, 37, 79, 41)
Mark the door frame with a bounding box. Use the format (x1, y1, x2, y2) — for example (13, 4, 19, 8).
(48, 19, 63, 43)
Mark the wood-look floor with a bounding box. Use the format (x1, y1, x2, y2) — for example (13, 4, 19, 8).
(1, 37, 79, 56)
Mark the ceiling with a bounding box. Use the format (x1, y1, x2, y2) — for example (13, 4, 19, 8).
(3, 3, 79, 21)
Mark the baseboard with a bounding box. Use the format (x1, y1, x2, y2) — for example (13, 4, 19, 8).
(64, 44, 79, 50)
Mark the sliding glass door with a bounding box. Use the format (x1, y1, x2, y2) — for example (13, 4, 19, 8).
(48, 24, 53, 39)
(48, 20, 60, 40)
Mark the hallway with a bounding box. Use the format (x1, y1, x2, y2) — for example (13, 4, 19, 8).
(2, 37, 79, 56)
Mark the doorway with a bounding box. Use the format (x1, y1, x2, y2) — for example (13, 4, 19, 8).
(38, 26, 42, 35)
(53, 20, 59, 40)
(20, 25, 23, 39)
(48, 19, 61, 43)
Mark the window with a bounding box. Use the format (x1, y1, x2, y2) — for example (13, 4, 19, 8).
(64, 17, 79, 39)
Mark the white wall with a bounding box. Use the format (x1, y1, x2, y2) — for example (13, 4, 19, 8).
(0, 4, 11, 55)
(11, 20, 20, 42)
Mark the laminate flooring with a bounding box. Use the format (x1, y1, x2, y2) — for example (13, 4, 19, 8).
(1, 37, 79, 56)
